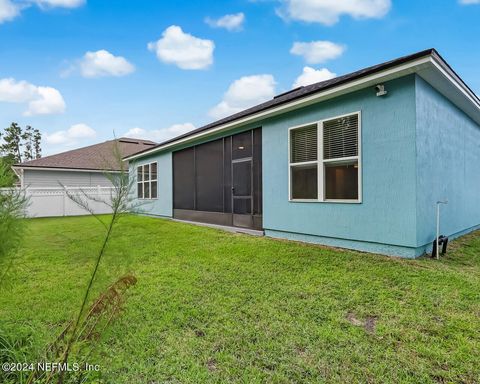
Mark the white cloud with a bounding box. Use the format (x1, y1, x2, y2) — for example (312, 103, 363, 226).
(45, 123, 96, 146)
(0, 0, 21, 24)
(79, 50, 135, 78)
(0, 78, 66, 115)
(209, 74, 276, 120)
(290, 40, 345, 64)
(205, 12, 245, 31)
(459, 0, 480, 4)
(0, 78, 36, 102)
(32, 0, 85, 8)
(0, 0, 84, 24)
(26, 86, 66, 116)
(293, 67, 336, 88)
(147, 25, 215, 70)
(277, 0, 391, 25)
(123, 127, 146, 139)
(124, 123, 196, 143)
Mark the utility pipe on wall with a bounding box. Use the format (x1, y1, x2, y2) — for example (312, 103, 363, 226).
(436, 200, 448, 260)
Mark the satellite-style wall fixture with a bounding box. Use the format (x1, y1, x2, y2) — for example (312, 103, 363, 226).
(375, 84, 387, 97)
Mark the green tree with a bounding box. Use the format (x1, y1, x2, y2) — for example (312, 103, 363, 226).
(0, 159, 27, 284)
(21, 125, 34, 162)
(0, 123, 42, 185)
(0, 156, 16, 187)
(0, 123, 22, 163)
(33, 128, 42, 159)
(0, 122, 42, 163)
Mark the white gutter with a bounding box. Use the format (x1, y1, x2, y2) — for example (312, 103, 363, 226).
(13, 166, 122, 173)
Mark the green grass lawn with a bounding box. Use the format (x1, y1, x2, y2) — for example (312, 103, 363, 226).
(1, 215, 479, 383)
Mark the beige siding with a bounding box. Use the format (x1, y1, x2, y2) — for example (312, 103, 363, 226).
(23, 169, 114, 188)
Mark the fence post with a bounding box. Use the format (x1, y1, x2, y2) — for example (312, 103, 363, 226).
(63, 188, 67, 216)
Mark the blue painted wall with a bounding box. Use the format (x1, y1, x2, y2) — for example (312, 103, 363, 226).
(415, 76, 480, 253)
(261, 76, 419, 256)
(128, 151, 172, 217)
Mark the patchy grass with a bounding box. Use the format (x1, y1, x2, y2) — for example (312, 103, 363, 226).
(1, 215, 479, 383)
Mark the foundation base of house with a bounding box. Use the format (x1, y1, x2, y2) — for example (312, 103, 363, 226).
(264, 229, 422, 258)
(265, 225, 480, 258)
(172, 218, 264, 236)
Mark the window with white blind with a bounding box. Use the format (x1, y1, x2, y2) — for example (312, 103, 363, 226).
(137, 162, 158, 199)
(289, 112, 361, 202)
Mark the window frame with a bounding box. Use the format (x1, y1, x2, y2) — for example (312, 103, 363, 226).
(137, 161, 158, 200)
(288, 111, 362, 203)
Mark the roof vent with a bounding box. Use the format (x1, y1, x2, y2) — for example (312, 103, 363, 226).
(119, 138, 140, 144)
(273, 86, 304, 99)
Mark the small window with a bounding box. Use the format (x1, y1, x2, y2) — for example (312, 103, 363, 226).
(144, 164, 150, 181)
(289, 112, 361, 202)
(289, 125, 318, 200)
(323, 114, 358, 160)
(324, 161, 359, 200)
(291, 124, 317, 163)
(322, 114, 359, 201)
(291, 163, 318, 199)
(137, 162, 158, 199)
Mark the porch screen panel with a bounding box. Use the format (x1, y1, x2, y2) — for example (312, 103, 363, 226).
(195, 139, 224, 212)
(172, 128, 262, 227)
(253, 128, 262, 215)
(173, 148, 195, 209)
(223, 137, 232, 213)
(232, 131, 252, 160)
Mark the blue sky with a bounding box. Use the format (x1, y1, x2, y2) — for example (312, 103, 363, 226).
(0, 0, 479, 155)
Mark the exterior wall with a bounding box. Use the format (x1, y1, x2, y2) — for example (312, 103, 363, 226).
(415, 76, 480, 254)
(129, 151, 172, 217)
(262, 76, 419, 257)
(23, 169, 114, 188)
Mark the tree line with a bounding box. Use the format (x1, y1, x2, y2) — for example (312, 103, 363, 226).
(0, 122, 42, 187)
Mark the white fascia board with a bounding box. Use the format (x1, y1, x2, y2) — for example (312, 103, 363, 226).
(430, 57, 480, 109)
(416, 59, 480, 126)
(13, 166, 122, 173)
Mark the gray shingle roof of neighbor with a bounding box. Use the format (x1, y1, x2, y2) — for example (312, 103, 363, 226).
(15, 138, 157, 171)
(126, 48, 480, 160)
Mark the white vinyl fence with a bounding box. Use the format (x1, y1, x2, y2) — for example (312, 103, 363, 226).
(1, 187, 114, 218)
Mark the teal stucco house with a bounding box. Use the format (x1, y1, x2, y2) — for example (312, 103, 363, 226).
(125, 49, 480, 258)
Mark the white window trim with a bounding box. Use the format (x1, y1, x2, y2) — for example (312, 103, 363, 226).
(288, 111, 362, 203)
(137, 161, 158, 200)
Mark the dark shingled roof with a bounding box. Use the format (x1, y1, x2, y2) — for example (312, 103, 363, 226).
(16, 138, 156, 171)
(127, 48, 479, 160)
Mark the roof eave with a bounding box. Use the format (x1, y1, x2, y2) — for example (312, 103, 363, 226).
(124, 55, 433, 161)
(125, 51, 480, 161)
(13, 165, 123, 173)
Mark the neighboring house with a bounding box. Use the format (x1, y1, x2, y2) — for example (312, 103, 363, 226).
(125, 49, 480, 258)
(13, 138, 156, 188)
